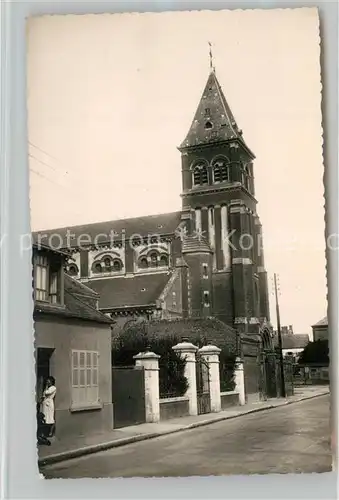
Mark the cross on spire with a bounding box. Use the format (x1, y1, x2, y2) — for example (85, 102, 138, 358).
(208, 41, 215, 72)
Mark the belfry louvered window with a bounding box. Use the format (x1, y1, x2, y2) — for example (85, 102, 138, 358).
(192, 161, 208, 186)
(212, 158, 229, 183)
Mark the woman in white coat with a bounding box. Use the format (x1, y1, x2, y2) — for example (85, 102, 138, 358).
(41, 376, 56, 437)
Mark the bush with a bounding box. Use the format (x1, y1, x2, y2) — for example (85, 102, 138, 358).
(112, 326, 188, 398)
(219, 351, 236, 392)
(298, 339, 329, 365)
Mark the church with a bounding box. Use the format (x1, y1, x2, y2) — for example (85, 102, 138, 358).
(35, 65, 274, 389)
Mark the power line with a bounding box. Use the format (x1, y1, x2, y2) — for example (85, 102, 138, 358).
(29, 141, 58, 162)
(30, 168, 57, 184)
(28, 152, 58, 172)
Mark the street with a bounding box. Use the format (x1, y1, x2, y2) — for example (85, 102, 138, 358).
(42, 395, 332, 478)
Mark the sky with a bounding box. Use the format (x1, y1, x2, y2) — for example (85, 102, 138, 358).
(27, 8, 326, 337)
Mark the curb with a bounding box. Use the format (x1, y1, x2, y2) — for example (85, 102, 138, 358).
(39, 391, 329, 467)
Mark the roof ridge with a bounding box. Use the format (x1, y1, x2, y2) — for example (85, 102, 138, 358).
(33, 210, 182, 234)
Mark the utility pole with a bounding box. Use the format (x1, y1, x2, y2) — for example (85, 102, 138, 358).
(274, 273, 286, 397)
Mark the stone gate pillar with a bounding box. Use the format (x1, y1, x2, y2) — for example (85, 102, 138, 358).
(198, 344, 221, 413)
(234, 357, 246, 405)
(172, 339, 198, 416)
(133, 350, 160, 423)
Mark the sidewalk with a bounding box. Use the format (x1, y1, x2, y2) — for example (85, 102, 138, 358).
(38, 385, 329, 467)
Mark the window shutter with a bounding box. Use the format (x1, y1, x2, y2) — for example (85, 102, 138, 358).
(71, 350, 100, 408)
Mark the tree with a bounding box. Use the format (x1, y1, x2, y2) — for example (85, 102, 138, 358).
(298, 339, 329, 365)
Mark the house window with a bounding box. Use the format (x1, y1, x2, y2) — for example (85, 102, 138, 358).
(34, 254, 61, 304)
(35, 255, 48, 301)
(71, 350, 99, 409)
(203, 291, 210, 307)
(49, 272, 59, 304)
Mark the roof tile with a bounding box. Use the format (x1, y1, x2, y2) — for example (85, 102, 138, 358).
(87, 272, 173, 309)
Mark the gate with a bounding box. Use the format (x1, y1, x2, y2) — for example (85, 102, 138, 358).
(243, 354, 261, 401)
(112, 366, 146, 429)
(264, 352, 278, 398)
(283, 359, 294, 396)
(196, 355, 211, 415)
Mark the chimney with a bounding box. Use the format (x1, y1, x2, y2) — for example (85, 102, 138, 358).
(281, 326, 288, 335)
(288, 325, 293, 334)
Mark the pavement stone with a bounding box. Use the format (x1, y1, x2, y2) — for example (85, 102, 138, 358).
(38, 385, 329, 467)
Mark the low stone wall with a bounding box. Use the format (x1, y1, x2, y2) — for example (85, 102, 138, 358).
(246, 392, 261, 404)
(220, 391, 239, 410)
(160, 396, 190, 420)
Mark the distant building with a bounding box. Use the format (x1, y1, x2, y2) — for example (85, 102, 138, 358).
(312, 316, 328, 342)
(272, 325, 309, 361)
(273, 325, 294, 336)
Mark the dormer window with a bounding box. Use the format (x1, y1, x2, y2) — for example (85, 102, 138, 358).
(34, 253, 62, 305)
(192, 161, 208, 186)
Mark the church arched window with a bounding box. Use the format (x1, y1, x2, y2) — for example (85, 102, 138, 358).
(192, 161, 208, 186)
(103, 256, 112, 269)
(92, 262, 102, 274)
(149, 252, 158, 267)
(159, 254, 169, 267)
(112, 259, 123, 272)
(254, 281, 260, 316)
(212, 157, 229, 183)
(139, 257, 148, 269)
(67, 264, 78, 277)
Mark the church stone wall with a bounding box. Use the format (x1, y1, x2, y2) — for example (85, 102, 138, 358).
(212, 271, 234, 327)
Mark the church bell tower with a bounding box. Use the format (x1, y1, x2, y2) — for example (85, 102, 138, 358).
(178, 60, 270, 335)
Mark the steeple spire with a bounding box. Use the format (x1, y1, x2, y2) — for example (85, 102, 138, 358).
(179, 69, 254, 158)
